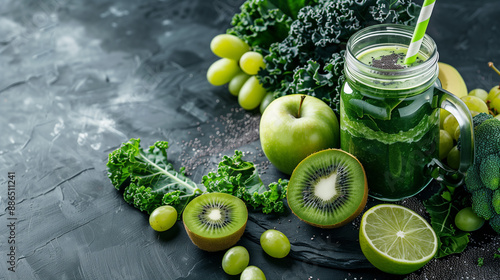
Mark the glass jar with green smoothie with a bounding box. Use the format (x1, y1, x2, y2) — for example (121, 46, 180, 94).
(341, 24, 474, 201)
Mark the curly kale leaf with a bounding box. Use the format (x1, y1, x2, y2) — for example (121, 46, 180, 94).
(108, 140, 288, 217)
(286, 53, 345, 107)
(252, 179, 288, 214)
(107, 138, 203, 217)
(202, 150, 288, 214)
(370, 0, 421, 25)
(227, 0, 294, 52)
(268, 0, 316, 19)
(259, 0, 420, 112)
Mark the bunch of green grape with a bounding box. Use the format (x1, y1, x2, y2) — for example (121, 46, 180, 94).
(440, 62, 500, 169)
(207, 34, 274, 112)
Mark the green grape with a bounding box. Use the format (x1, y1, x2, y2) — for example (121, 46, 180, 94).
(439, 130, 453, 161)
(487, 85, 500, 103)
(149, 205, 177, 232)
(222, 246, 249, 275)
(442, 114, 458, 138)
(228, 72, 250, 97)
(490, 97, 500, 115)
(455, 207, 485, 232)
(260, 229, 291, 258)
(461, 95, 489, 114)
(210, 34, 250, 61)
(453, 125, 460, 142)
(259, 92, 275, 114)
(446, 145, 460, 170)
(495, 114, 500, 120)
(468, 88, 489, 102)
(207, 58, 240, 86)
(239, 51, 266, 75)
(439, 109, 450, 129)
(240, 266, 266, 280)
(238, 76, 267, 110)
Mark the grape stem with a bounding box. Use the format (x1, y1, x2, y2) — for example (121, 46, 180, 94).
(488, 62, 500, 89)
(298, 95, 306, 118)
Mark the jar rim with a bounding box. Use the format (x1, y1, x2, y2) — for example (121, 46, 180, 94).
(345, 24, 439, 92)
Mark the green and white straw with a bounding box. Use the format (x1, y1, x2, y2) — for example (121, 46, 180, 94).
(404, 0, 436, 65)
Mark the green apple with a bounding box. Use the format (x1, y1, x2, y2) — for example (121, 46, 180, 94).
(259, 94, 340, 175)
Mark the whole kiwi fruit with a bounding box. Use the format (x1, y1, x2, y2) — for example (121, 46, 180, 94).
(287, 149, 368, 228)
(182, 192, 248, 252)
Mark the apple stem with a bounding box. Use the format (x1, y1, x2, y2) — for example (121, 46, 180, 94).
(298, 95, 306, 118)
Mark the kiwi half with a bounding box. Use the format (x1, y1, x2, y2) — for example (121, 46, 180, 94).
(183, 192, 248, 252)
(287, 149, 368, 228)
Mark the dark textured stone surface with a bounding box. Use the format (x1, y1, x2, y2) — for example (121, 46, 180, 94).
(1, 1, 499, 279)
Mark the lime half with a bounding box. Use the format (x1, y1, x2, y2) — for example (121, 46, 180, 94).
(359, 204, 438, 275)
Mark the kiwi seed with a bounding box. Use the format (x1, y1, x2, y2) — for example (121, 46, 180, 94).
(287, 149, 368, 228)
(183, 192, 248, 252)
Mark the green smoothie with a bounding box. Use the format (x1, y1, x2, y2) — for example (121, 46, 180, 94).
(340, 45, 439, 200)
(357, 45, 426, 69)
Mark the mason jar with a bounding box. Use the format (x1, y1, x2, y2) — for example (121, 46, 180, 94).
(340, 24, 474, 201)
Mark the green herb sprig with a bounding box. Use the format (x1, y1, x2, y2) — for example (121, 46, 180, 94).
(423, 184, 471, 258)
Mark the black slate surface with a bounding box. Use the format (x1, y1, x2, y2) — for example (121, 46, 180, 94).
(1, 0, 500, 279)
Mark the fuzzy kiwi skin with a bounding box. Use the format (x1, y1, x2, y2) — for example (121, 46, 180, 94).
(287, 149, 369, 229)
(183, 218, 247, 252)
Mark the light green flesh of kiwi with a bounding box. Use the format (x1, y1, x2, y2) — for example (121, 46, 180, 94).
(184, 193, 247, 238)
(288, 150, 366, 226)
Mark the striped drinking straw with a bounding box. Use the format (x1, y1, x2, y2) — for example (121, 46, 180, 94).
(404, 0, 436, 65)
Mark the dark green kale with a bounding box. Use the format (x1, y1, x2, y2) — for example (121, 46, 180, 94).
(107, 139, 288, 218)
(268, 0, 317, 20)
(227, 0, 294, 53)
(107, 138, 203, 216)
(259, 0, 421, 112)
(202, 150, 288, 214)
